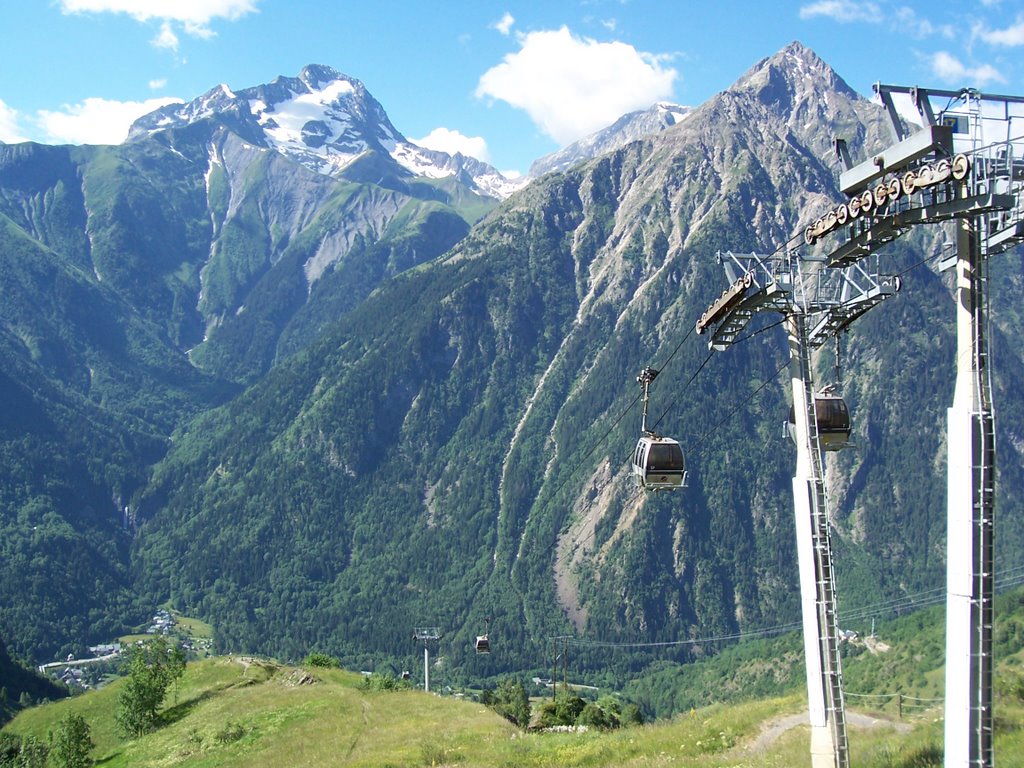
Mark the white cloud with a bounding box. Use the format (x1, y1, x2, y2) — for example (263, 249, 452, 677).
(492, 12, 514, 36)
(929, 51, 1006, 87)
(475, 26, 677, 146)
(36, 96, 183, 145)
(58, 0, 258, 24)
(799, 1, 882, 23)
(0, 100, 30, 143)
(59, 0, 257, 45)
(153, 21, 180, 51)
(413, 127, 491, 163)
(893, 6, 952, 39)
(149, 78, 168, 90)
(977, 17, 1024, 46)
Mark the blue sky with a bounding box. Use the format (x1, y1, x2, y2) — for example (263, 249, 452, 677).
(1, 0, 1022, 175)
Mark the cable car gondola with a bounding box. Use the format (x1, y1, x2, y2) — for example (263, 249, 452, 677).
(788, 387, 852, 452)
(475, 617, 492, 654)
(632, 434, 688, 489)
(631, 367, 689, 490)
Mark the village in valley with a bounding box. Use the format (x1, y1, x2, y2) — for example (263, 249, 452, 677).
(36, 610, 213, 691)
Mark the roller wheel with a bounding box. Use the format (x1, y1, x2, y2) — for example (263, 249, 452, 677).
(873, 183, 888, 208)
(902, 171, 917, 197)
(951, 153, 970, 180)
(888, 176, 902, 200)
(824, 209, 838, 232)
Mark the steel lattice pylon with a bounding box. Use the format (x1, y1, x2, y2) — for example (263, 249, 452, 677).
(826, 83, 1022, 768)
(697, 249, 900, 768)
(697, 82, 1023, 768)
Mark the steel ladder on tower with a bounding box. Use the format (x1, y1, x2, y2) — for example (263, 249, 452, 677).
(972, 240, 996, 766)
(804, 376, 850, 768)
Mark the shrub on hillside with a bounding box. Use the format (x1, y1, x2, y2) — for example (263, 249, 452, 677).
(481, 678, 531, 727)
(358, 672, 410, 691)
(303, 652, 341, 669)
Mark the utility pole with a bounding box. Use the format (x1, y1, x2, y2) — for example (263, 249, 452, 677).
(549, 636, 571, 701)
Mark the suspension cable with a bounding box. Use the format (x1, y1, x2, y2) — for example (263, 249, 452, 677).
(686, 357, 790, 459)
(550, 570, 1024, 650)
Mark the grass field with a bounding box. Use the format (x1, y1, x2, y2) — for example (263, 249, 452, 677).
(5, 652, 1023, 767)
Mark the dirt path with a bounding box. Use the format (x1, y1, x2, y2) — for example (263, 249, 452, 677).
(741, 709, 912, 752)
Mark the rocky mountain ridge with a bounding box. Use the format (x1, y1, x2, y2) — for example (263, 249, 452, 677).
(128, 42, 1024, 675)
(129, 64, 522, 199)
(528, 101, 692, 179)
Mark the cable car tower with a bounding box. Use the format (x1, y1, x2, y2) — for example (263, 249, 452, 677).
(817, 83, 1024, 768)
(697, 247, 901, 768)
(412, 626, 441, 693)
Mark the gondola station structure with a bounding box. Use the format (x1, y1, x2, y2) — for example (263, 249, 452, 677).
(697, 83, 1023, 768)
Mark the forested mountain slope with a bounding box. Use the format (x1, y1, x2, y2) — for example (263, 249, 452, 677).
(0, 69, 497, 662)
(129, 42, 1024, 682)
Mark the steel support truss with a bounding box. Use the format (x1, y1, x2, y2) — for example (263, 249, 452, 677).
(696, 249, 902, 768)
(805, 83, 1023, 768)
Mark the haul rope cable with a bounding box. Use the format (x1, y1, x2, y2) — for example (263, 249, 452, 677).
(685, 355, 790, 460)
(548, 228, 976, 566)
(545, 569, 1024, 651)
(552, 332, 776, 568)
(558, 225, 801, 490)
(552, 317, 809, 569)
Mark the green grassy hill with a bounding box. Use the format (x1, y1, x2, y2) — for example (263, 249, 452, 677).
(0, 656, 869, 767)
(4, 587, 1024, 766)
(2, 651, 1022, 767)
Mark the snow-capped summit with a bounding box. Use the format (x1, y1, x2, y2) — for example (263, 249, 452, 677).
(128, 65, 521, 199)
(527, 101, 693, 179)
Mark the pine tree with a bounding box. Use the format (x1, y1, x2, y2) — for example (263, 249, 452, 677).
(12, 735, 48, 767)
(489, 678, 531, 727)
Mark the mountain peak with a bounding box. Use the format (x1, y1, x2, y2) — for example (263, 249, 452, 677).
(715, 40, 875, 162)
(528, 100, 693, 178)
(732, 40, 858, 105)
(297, 64, 347, 90)
(127, 64, 519, 198)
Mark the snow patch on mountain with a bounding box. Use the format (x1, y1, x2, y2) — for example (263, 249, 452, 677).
(128, 65, 521, 199)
